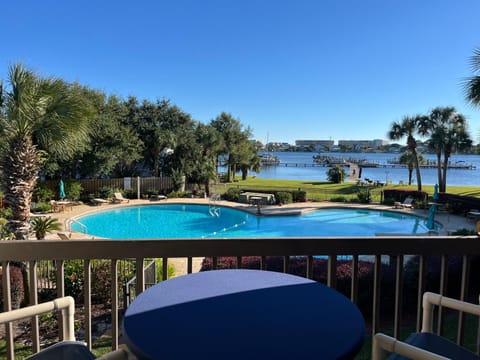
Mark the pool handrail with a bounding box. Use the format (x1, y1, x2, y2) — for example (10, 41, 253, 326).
(65, 218, 88, 233)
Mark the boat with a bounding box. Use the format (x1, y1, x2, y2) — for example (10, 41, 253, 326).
(387, 158, 476, 169)
(313, 155, 346, 166)
(313, 155, 378, 167)
(259, 154, 280, 166)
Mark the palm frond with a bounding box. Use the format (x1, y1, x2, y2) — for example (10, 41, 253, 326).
(464, 76, 480, 106)
(469, 48, 480, 73)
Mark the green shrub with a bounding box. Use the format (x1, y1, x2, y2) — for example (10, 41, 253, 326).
(167, 191, 189, 198)
(124, 189, 137, 199)
(154, 259, 176, 280)
(171, 169, 185, 192)
(80, 193, 95, 203)
(65, 180, 83, 201)
(58, 260, 118, 304)
(64, 260, 84, 301)
(326, 166, 346, 183)
(58, 259, 175, 305)
(0, 208, 12, 219)
(33, 184, 55, 202)
(330, 196, 348, 202)
(276, 191, 293, 205)
(449, 228, 476, 235)
(31, 217, 62, 240)
(382, 198, 395, 206)
(0, 218, 13, 240)
(31, 202, 52, 213)
(356, 188, 371, 204)
(223, 188, 242, 201)
(145, 189, 159, 197)
(292, 190, 307, 202)
(98, 186, 123, 199)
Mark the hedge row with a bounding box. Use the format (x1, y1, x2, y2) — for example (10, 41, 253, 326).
(201, 255, 480, 317)
(383, 189, 428, 207)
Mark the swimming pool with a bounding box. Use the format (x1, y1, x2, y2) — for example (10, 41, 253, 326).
(71, 204, 438, 239)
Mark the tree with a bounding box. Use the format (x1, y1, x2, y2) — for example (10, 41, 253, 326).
(326, 165, 345, 183)
(210, 112, 254, 182)
(388, 116, 424, 191)
(238, 141, 261, 180)
(0, 64, 91, 239)
(464, 48, 480, 106)
(189, 123, 222, 195)
(79, 94, 144, 177)
(134, 99, 191, 177)
(398, 150, 426, 185)
(418, 107, 472, 192)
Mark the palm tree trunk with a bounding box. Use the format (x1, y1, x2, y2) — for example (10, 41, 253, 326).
(227, 154, 233, 182)
(2, 134, 41, 240)
(412, 150, 422, 191)
(441, 152, 451, 193)
(241, 168, 248, 180)
(232, 163, 237, 181)
(436, 152, 443, 191)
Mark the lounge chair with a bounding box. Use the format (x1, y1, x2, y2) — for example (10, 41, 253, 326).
(394, 197, 414, 209)
(57, 232, 71, 240)
(372, 292, 480, 359)
(113, 192, 129, 203)
(149, 194, 167, 201)
(92, 198, 109, 206)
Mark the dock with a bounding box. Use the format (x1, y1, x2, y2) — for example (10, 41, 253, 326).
(273, 162, 476, 170)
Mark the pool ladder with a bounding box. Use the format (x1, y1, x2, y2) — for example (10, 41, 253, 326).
(65, 218, 88, 233)
(209, 194, 221, 217)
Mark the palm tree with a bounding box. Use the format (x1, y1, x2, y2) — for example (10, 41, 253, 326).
(464, 48, 480, 106)
(398, 150, 426, 186)
(418, 107, 472, 192)
(238, 141, 261, 180)
(0, 64, 91, 239)
(211, 112, 253, 182)
(388, 116, 423, 191)
(31, 217, 62, 240)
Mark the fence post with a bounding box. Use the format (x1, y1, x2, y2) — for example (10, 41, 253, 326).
(137, 176, 140, 200)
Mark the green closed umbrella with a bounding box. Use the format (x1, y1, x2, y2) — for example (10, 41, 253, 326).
(59, 180, 66, 199)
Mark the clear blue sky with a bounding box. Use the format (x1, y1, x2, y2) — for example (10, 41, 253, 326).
(2, 0, 479, 145)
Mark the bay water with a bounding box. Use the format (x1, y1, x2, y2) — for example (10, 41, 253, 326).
(248, 152, 480, 186)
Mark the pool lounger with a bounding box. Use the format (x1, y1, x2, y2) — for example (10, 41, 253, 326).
(149, 195, 168, 201)
(92, 198, 109, 206)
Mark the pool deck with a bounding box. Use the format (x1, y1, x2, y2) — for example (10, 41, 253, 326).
(41, 198, 476, 276)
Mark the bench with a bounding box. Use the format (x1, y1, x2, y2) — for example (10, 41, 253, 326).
(238, 192, 276, 205)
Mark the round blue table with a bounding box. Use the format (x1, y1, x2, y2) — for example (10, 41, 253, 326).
(123, 269, 365, 359)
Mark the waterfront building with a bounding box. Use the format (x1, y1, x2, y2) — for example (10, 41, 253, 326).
(338, 139, 389, 151)
(295, 140, 334, 151)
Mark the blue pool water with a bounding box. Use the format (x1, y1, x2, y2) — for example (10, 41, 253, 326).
(71, 204, 437, 239)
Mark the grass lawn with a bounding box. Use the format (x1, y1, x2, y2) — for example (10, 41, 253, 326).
(211, 178, 480, 202)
